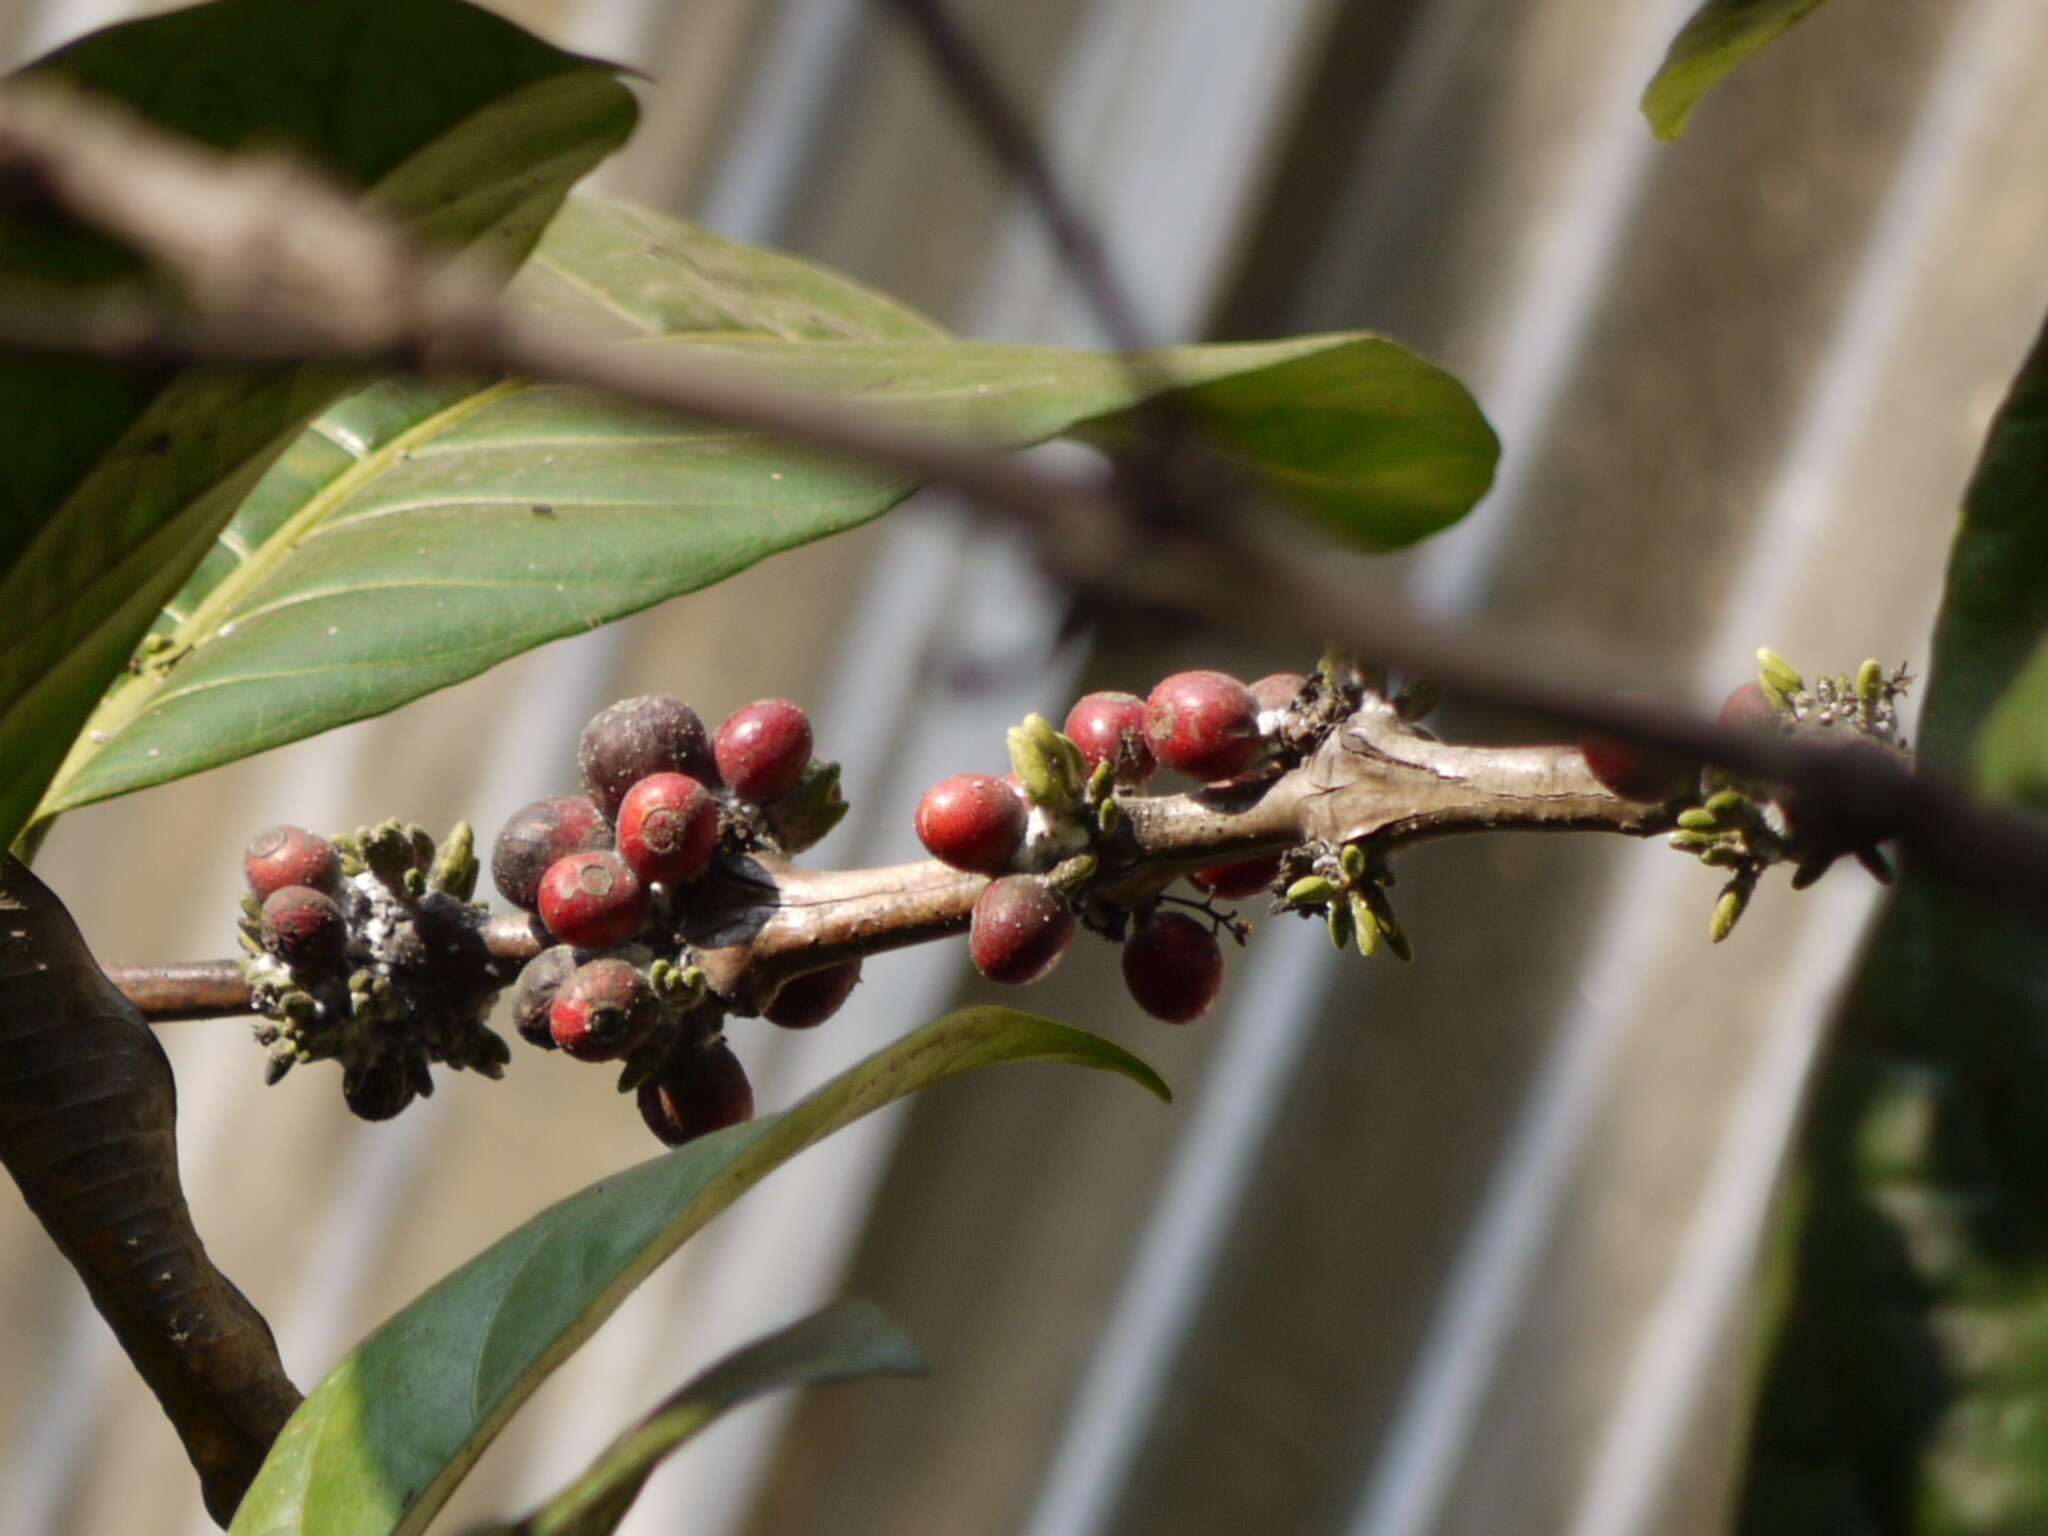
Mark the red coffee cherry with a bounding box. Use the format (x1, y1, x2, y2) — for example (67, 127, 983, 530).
(548, 957, 659, 1062)
(1248, 672, 1307, 714)
(714, 698, 814, 804)
(1191, 855, 1282, 901)
(616, 773, 719, 886)
(1579, 734, 1694, 802)
(763, 959, 862, 1029)
(1122, 910, 1224, 1024)
(509, 945, 582, 1050)
(579, 695, 715, 819)
(638, 1041, 755, 1147)
(1719, 681, 1782, 733)
(1063, 691, 1155, 786)
(259, 885, 348, 969)
(916, 773, 1027, 874)
(1578, 693, 1697, 802)
(536, 851, 648, 949)
(969, 876, 1074, 985)
(244, 825, 340, 900)
(1144, 670, 1263, 781)
(490, 795, 611, 911)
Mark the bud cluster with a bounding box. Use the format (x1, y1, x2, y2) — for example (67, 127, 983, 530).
(236, 818, 505, 1120)
(1577, 647, 1914, 942)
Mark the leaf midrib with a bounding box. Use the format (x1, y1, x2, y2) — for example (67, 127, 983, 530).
(34, 377, 527, 822)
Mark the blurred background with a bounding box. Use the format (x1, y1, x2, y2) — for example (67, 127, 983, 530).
(5, 0, 2047, 1532)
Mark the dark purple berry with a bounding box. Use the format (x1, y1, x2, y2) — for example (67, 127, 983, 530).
(616, 773, 719, 886)
(579, 695, 714, 819)
(509, 945, 582, 1050)
(638, 1041, 755, 1147)
(491, 795, 611, 911)
(1144, 670, 1263, 782)
(548, 957, 659, 1062)
(1063, 691, 1155, 786)
(969, 876, 1074, 985)
(916, 774, 1027, 874)
(714, 699, 814, 804)
(260, 885, 348, 968)
(1122, 910, 1224, 1023)
(763, 960, 862, 1029)
(245, 825, 339, 900)
(536, 851, 648, 949)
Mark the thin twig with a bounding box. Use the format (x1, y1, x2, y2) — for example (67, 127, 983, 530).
(1, 79, 2043, 915)
(873, 0, 1156, 357)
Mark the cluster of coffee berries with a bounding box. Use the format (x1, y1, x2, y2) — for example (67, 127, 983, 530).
(492, 694, 853, 1147)
(916, 664, 1371, 1025)
(236, 818, 507, 1119)
(1579, 648, 1913, 941)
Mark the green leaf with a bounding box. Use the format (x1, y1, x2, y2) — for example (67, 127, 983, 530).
(38, 197, 1495, 821)
(1736, 312, 2048, 1528)
(1641, 0, 1832, 140)
(0, 0, 636, 850)
(469, 1300, 923, 1536)
(1973, 643, 2048, 808)
(228, 1007, 1167, 1536)
(1966, 321, 2048, 808)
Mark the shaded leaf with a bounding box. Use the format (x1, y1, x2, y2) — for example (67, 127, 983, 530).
(0, 0, 636, 850)
(0, 856, 298, 1523)
(229, 1007, 1167, 1536)
(1641, 0, 1832, 140)
(468, 1300, 923, 1536)
(39, 197, 1495, 821)
(1973, 639, 2048, 809)
(1737, 312, 2048, 1528)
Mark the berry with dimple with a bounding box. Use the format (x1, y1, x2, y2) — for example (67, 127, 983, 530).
(548, 958, 659, 1062)
(245, 825, 340, 900)
(617, 773, 719, 886)
(260, 885, 348, 968)
(1249, 672, 1306, 714)
(916, 774, 1027, 874)
(1122, 910, 1224, 1023)
(1063, 691, 1155, 786)
(1191, 855, 1282, 901)
(714, 699, 814, 804)
(536, 851, 648, 949)
(491, 795, 611, 911)
(764, 959, 862, 1029)
(1144, 670, 1263, 781)
(579, 695, 715, 819)
(1719, 681, 1782, 733)
(969, 876, 1074, 985)
(509, 945, 582, 1050)
(638, 1041, 755, 1147)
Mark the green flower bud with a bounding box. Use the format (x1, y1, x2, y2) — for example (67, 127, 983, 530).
(1286, 875, 1339, 907)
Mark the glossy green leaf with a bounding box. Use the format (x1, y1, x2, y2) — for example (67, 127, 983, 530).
(229, 1007, 1167, 1536)
(468, 1300, 923, 1536)
(1642, 0, 1832, 140)
(1737, 313, 2048, 1528)
(0, 0, 636, 850)
(39, 197, 1495, 821)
